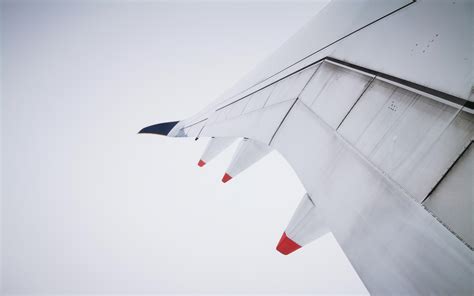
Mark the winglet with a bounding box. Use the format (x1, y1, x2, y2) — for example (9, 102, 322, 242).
(138, 121, 179, 136)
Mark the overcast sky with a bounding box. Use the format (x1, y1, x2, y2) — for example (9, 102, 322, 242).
(1, 1, 368, 294)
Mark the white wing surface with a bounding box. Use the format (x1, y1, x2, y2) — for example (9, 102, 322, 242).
(140, 0, 473, 294)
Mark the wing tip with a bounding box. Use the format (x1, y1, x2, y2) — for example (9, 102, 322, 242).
(138, 121, 179, 136)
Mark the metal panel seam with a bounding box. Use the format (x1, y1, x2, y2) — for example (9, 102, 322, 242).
(421, 140, 473, 204)
(336, 76, 377, 130)
(268, 98, 299, 145)
(223, 0, 416, 103)
(297, 101, 472, 248)
(216, 55, 472, 119)
(299, 100, 425, 205)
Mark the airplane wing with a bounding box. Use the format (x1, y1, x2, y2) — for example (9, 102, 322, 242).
(139, 0, 473, 294)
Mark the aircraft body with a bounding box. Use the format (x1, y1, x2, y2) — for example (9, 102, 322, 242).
(140, 0, 473, 294)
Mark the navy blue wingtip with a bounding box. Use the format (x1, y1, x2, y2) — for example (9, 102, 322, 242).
(138, 121, 179, 136)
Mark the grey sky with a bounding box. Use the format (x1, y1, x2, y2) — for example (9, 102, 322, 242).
(1, 1, 368, 294)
